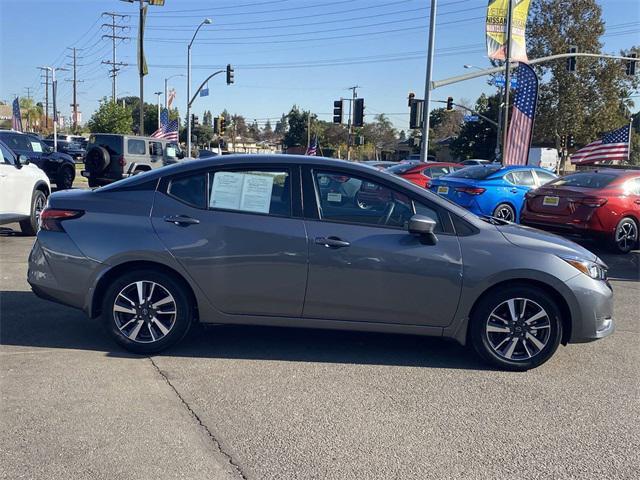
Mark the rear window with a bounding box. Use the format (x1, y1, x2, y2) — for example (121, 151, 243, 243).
(89, 135, 123, 156)
(548, 172, 617, 189)
(387, 162, 420, 174)
(449, 165, 501, 179)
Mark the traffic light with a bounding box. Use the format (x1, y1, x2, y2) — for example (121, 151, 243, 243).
(567, 134, 575, 149)
(409, 98, 424, 129)
(214, 117, 221, 134)
(567, 46, 577, 72)
(408, 92, 415, 107)
(333, 100, 343, 124)
(446, 96, 454, 111)
(355, 136, 365, 146)
(560, 134, 567, 149)
(226, 64, 235, 85)
(353, 98, 365, 127)
(626, 53, 637, 76)
(219, 116, 226, 135)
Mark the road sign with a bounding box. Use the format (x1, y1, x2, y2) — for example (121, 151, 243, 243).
(464, 115, 479, 122)
(494, 76, 518, 88)
(200, 88, 209, 97)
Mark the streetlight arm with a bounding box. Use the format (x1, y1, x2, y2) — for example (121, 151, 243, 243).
(189, 22, 208, 49)
(188, 70, 224, 107)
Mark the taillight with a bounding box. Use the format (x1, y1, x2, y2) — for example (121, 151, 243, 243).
(40, 208, 84, 232)
(580, 197, 608, 208)
(455, 187, 486, 195)
(524, 191, 537, 199)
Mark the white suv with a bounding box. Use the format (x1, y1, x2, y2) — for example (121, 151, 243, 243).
(0, 139, 50, 235)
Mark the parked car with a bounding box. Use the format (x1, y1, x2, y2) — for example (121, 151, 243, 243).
(29, 155, 613, 370)
(47, 134, 87, 148)
(42, 139, 85, 162)
(82, 133, 184, 187)
(460, 159, 492, 166)
(0, 130, 76, 190)
(198, 149, 219, 159)
(362, 160, 397, 170)
(429, 164, 557, 222)
(0, 139, 50, 235)
(387, 161, 462, 188)
(521, 169, 640, 253)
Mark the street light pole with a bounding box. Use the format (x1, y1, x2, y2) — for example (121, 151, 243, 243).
(420, 0, 437, 162)
(501, 0, 514, 163)
(154, 91, 163, 129)
(187, 18, 212, 158)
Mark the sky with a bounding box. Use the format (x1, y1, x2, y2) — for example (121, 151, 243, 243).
(0, 0, 638, 131)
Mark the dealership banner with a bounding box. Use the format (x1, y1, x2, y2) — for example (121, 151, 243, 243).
(486, 0, 531, 62)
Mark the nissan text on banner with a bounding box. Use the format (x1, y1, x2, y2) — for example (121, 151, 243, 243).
(486, 0, 532, 62)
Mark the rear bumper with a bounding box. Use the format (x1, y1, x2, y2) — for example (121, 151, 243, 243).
(565, 274, 614, 343)
(81, 170, 124, 185)
(520, 213, 606, 237)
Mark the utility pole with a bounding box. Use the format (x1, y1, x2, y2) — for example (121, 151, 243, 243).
(420, 0, 438, 162)
(66, 47, 84, 133)
(501, 0, 514, 162)
(38, 67, 49, 129)
(101, 12, 129, 103)
(24, 87, 32, 100)
(347, 85, 359, 161)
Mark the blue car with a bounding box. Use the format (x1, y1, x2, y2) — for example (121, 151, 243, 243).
(429, 164, 557, 222)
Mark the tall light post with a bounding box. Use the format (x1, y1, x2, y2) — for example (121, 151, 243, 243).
(164, 74, 184, 109)
(187, 18, 212, 157)
(465, 64, 504, 161)
(420, 0, 437, 162)
(154, 91, 163, 129)
(40, 66, 68, 152)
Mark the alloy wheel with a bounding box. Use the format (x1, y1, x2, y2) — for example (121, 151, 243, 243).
(113, 281, 177, 344)
(34, 194, 46, 225)
(485, 297, 551, 361)
(616, 220, 638, 252)
(494, 204, 515, 222)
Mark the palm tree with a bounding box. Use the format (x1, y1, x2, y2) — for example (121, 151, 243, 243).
(19, 97, 43, 132)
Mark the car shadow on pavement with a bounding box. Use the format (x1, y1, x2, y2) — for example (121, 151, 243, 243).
(0, 290, 489, 371)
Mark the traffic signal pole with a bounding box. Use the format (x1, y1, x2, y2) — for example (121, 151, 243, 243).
(500, 0, 514, 163)
(419, 0, 437, 162)
(347, 86, 358, 161)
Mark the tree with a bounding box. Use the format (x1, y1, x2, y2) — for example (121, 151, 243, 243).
(430, 107, 464, 140)
(230, 114, 248, 139)
(19, 97, 42, 132)
(274, 113, 288, 137)
(262, 119, 273, 141)
(248, 120, 261, 140)
(362, 114, 398, 157)
(117, 96, 179, 135)
(283, 106, 309, 148)
(88, 98, 132, 134)
(526, 0, 638, 151)
(192, 124, 214, 146)
(450, 93, 501, 160)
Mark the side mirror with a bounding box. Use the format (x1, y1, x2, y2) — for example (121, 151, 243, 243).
(408, 214, 438, 245)
(16, 154, 30, 168)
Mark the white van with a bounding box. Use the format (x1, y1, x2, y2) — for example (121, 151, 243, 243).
(528, 148, 559, 171)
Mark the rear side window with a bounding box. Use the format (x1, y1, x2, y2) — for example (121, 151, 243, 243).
(424, 166, 450, 179)
(535, 170, 556, 184)
(127, 139, 146, 155)
(549, 172, 617, 189)
(90, 135, 123, 156)
(168, 174, 207, 208)
(149, 141, 163, 156)
(506, 170, 536, 186)
(209, 169, 291, 217)
(386, 162, 420, 174)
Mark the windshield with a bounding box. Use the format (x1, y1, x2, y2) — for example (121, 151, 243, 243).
(449, 165, 502, 179)
(548, 172, 617, 189)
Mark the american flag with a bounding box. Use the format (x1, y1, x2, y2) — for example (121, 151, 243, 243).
(12, 97, 23, 132)
(570, 125, 631, 165)
(305, 134, 318, 156)
(167, 88, 176, 108)
(503, 63, 539, 166)
(151, 108, 179, 142)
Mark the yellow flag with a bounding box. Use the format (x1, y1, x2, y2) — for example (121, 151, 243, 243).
(486, 0, 531, 62)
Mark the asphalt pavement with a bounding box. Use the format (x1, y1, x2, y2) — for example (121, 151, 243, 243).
(1, 223, 638, 480)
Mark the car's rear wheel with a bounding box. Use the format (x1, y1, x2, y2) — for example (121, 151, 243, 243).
(56, 165, 75, 190)
(610, 217, 638, 254)
(470, 286, 563, 371)
(493, 203, 516, 222)
(19, 189, 47, 236)
(102, 270, 193, 354)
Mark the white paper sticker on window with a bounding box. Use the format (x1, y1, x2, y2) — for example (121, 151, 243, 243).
(240, 174, 274, 214)
(0, 148, 4, 163)
(327, 192, 342, 203)
(31, 141, 43, 153)
(166, 146, 176, 157)
(210, 171, 276, 214)
(210, 171, 244, 210)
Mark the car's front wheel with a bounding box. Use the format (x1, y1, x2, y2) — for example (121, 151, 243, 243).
(610, 217, 638, 254)
(19, 189, 47, 236)
(56, 165, 75, 190)
(101, 269, 193, 354)
(470, 286, 563, 371)
(493, 203, 516, 222)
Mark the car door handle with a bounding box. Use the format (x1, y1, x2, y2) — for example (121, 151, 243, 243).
(164, 215, 200, 226)
(510, 188, 518, 193)
(315, 237, 350, 248)
(634, 199, 640, 205)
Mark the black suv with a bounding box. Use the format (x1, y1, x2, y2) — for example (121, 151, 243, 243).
(42, 139, 85, 162)
(0, 130, 76, 189)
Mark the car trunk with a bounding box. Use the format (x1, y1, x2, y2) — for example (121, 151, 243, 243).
(526, 185, 607, 219)
(430, 178, 481, 208)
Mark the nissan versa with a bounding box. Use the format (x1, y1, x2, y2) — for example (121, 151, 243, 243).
(27, 155, 614, 371)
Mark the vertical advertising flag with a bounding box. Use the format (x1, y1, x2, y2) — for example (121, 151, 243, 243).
(138, 5, 148, 76)
(11, 97, 23, 132)
(486, 0, 532, 62)
(503, 63, 539, 166)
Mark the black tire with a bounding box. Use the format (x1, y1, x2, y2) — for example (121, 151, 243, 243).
(609, 217, 638, 254)
(85, 146, 110, 173)
(88, 178, 100, 188)
(19, 189, 47, 236)
(101, 269, 193, 354)
(492, 203, 516, 223)
(470, 285, 563, 371)
(56, 164, 75, 190)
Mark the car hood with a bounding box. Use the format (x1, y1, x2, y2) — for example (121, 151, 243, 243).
(496, 222, 599, 262)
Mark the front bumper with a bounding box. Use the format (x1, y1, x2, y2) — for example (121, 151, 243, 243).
(565, 273, 614, 343)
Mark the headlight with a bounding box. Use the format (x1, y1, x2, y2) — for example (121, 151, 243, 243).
(560, 256, 607, 280)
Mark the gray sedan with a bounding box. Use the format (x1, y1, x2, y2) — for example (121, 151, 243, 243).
(28, 155, 614, 370)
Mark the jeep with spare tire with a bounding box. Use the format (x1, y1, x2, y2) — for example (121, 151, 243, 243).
(82, 134, 184, 187)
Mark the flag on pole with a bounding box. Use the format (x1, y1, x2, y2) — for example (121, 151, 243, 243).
(12, 97, 23, 132)
(138, 5, 148, 77)
(486, 0, 532, 62)
(503, 63, 538, 165)
(306, 134, 318, 156)
(167, 88, 176, 108)
(151, 108, 179, 141)
(570, 125, 631, 165)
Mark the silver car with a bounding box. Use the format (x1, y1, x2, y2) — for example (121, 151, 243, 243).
(28, 155, 614, 370)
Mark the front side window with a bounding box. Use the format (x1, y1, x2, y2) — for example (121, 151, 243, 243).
(0, 142, 16, 165)
(209, 169, 291, 216)
(127, 139, 146, 155)
(313, 171, 414, 228)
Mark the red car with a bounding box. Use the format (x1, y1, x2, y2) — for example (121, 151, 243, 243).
(386, 161, 463, 188)
(521, 169, 640, 253)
